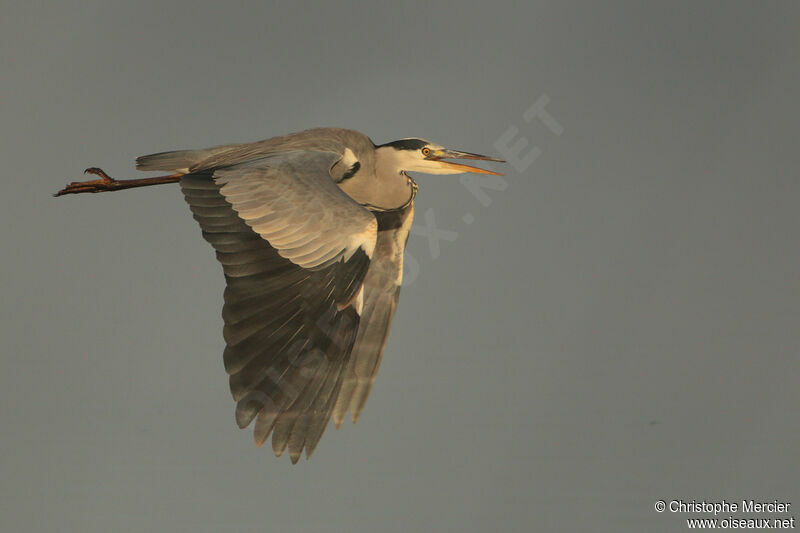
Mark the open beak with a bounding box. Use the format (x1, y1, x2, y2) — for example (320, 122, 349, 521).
(430, 149, 505, 175)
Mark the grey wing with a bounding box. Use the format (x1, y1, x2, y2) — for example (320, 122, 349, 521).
(333, 205, 415, 426)
(180, 153, 377, 463)
(215, 151, 377, 270)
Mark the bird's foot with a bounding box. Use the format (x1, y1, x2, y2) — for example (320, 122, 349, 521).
(54, 167, 119, 196)
(83, 167, 115, 183)
(54, 168, 183, 197)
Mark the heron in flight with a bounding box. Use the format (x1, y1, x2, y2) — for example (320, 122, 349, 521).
(56, 128, 504, 463)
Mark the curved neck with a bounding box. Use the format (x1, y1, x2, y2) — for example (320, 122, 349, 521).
(361, 172, 417, 212)
(336, 148, 414, 210)
(374, 145, 408, 177)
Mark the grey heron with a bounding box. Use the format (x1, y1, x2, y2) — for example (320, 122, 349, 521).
(56, 127, 504, 463)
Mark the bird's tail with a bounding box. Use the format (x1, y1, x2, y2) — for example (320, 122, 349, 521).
(135, 149, 208, 172)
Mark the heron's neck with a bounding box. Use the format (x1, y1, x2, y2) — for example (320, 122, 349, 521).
(374, 146, 410, 178)
(337, 147, 413, 210)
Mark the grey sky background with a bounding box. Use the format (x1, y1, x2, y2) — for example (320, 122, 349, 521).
(2, 1, 799, 532)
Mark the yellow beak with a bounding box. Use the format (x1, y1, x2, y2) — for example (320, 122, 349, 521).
(431, 149, 505, 175)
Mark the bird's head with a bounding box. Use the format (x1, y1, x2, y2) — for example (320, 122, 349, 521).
(375, 138, 504, 176)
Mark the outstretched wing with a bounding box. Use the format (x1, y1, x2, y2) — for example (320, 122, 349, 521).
(180, 150, 378, 463)
(215, 151, 377, 270)
(333, 207, 415, 426)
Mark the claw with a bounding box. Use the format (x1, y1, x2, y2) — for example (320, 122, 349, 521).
(84, 167, 114, 183)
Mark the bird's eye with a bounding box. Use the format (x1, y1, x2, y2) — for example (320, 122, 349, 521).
(422, 147, 431, 156)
